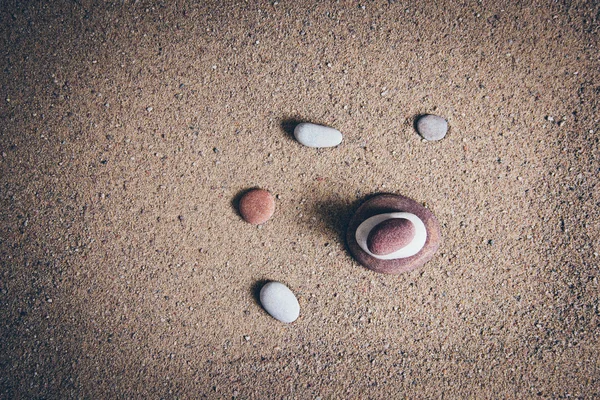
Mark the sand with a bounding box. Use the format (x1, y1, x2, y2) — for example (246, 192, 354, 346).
(1, 0, 599, 398)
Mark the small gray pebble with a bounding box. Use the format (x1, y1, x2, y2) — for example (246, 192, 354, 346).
(294, 123, 343, 148)
(416, 115, 448, 141)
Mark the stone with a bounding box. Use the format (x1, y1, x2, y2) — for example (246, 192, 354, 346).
(346, 194, 442, 274)
(355, 212, 427, 260)
(293, 123, 343, 148)
(367, 218, 415, 256)
(239, 189, 275, 224)
(416, 114, 448, 141)
(259, 281, 300, 323)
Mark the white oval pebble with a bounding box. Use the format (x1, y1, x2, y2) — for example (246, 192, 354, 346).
(259, 281, 300, 323)
(294, 123, 343, 148)
(416, 114, 448, 141)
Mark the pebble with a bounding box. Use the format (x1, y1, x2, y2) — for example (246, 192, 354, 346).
(259, 281, 300, 323)
(416, 114, 448, 141)
(238, 189, 275, 225)
(355, 212, 427, 260)
(293, 123, 343, 148)
(367, 218, 415, 256)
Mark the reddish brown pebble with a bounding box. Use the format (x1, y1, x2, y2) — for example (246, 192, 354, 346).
(238, 189, 275, 224)
(367, 218, 416, 256)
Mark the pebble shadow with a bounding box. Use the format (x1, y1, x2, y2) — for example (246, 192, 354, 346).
(413, 114, 426, 134)
(251, 279, 270, 309)
(311, 197, 363, 250)
(231, 187, 259, 219)
(280, 118, 305, 142)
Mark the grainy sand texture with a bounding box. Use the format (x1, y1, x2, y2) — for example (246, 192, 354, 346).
(1, 0, 599, 398)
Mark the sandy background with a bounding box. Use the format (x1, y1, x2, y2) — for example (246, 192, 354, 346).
(1, 0, 599, 398)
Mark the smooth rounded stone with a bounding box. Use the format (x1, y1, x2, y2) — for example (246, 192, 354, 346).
(239, 189, 275, 224)
(367, 218, 416, 256)
(416, 114, 448, 141)
(355, 212, 427, 260)
(259, 281, 300, 323)
(346, 194, 442, 274)
(293, 123, 343, 148)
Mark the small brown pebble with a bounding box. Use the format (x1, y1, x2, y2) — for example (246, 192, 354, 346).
(367, 218, 415, 256)
(238, 189, 275, 224)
